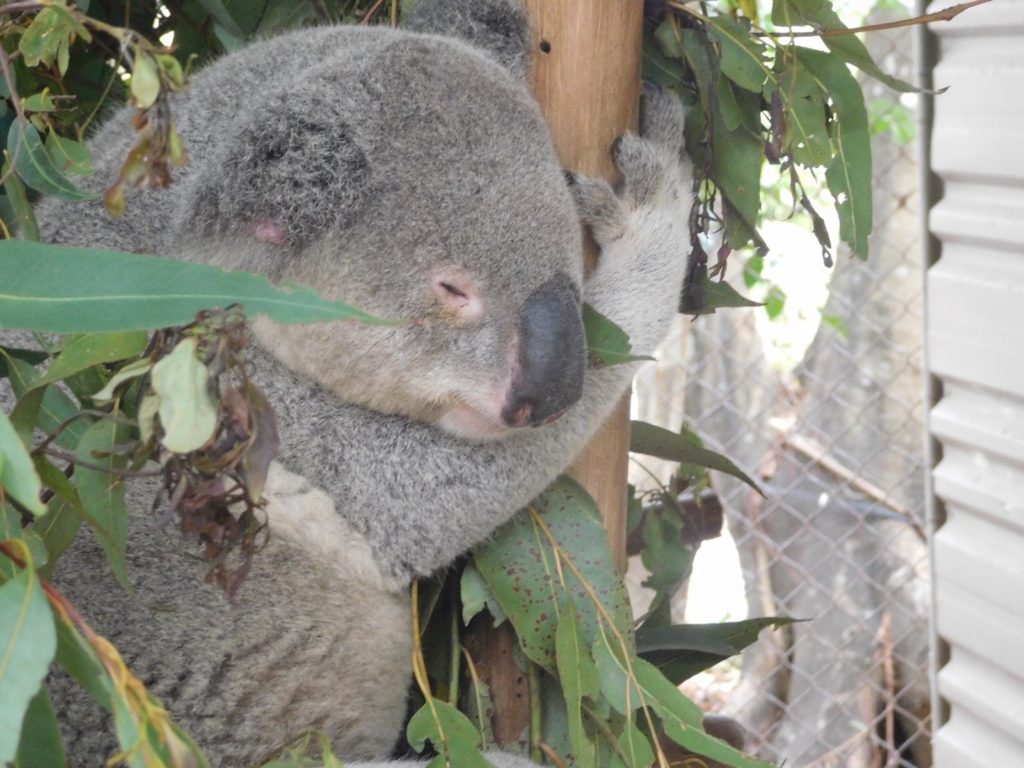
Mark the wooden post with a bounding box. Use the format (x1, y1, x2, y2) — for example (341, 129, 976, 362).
(468, 3, 645, 750)
(525, 0, 644, 571)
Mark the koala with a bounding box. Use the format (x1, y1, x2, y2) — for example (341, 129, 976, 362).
(24, 0, 695, 765)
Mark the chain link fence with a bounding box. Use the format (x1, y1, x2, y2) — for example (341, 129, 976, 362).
(629, 18, 933, 768)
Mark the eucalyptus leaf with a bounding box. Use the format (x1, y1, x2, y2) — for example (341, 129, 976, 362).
(583, 304, 653, 368)
(1, 161, 40, 241)
(0, 410, 45, 516)
(0, 548, 57, 765)
(13, 687, 67, 768)
(610, 721, 655, 768)
(150, 338, 218, 454)
(705, 15, 769, 94)
(6, 122, 93, 201)
(556, 601, 599, 767)
(45, 133, 95, 177)
(771, 0, 926, 93)
(0, 240, 390, 333)
(637, 617, 797, 683)
(474, 476, 633, 671)
(680, 266, 763, 316)
(406, 699, 490, 768)
(796, 48, 872, 259)
(630, 421, 763, 494)
(73, 418, 131, 590)
(130, 53, 161, 109)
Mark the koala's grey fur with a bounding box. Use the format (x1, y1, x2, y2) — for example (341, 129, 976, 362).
(21, 0, 695, 765)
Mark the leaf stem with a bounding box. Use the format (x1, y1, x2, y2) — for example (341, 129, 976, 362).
(527, 662, 542, 763)
(448, 601, 461, 708)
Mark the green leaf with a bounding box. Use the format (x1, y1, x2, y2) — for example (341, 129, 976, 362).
(639, 506, 695, 621)
(705, 15, 769, 93)
(462, 650, 496, 749)
(21, 92, 56, 113)
(6, 121, 93, 201)
(796, 48, 872, 259)
(0, 240, 390, 333)
(91, 357, 152, 404)
(45, 133, 94, 177)
(0, 411, 45, 516)
(194, 0, 248, 42)
(2, 350, 94, 452)
(0, 504, 48, 574)
(0, 348, 47, 377)
(772, 56, 832, 167)
(73, 418, 131, 589)
(631, 421, 762, 494)
(406, 699, 490, 768)
(637, 618, 797, 683)
(0, 546, 57, 765)
(583, 304, 653, 368)
(556, 601, 599, 767)
(593, 633, 772, 768)
(474, 477, 633, 672)
(610, 721, 655, 768)
(681, 266, 763, 316)
(150, 338, 218, 453)
(765, 285, 787, 319)
(681, 29, 764, 253)
(1, 160, 39, 241)
(14, 687, 67, 768)
(130, 53, 161, 109)
(54, 620, 110, 711)
(771, 0, 924, 93)
(31, 497, 82, 577)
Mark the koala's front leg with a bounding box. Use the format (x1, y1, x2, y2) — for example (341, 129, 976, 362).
(570, 84, 693, 356)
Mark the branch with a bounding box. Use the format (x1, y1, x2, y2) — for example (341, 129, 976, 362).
(0, 2, 44, 15)
(759, 0, 990, 37)
(666, 0, 988, 38)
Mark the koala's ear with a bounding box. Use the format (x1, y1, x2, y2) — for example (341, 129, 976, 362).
(188, 84, 370, 250)
(405, 0, 530, 80)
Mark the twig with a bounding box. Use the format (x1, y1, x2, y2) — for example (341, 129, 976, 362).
(0, 43, 24, 122)
(360, 0, 386, 25)
(538, 743, 569, 768)
(0, 2, 43, 15)
(759, 0, 990, 37)
(42, 446, 163, 477)
(390, 0, 398, 27)
(767, 417, 926, 540)
(33, 410, 135, 454)
(666, 1, 712, 24)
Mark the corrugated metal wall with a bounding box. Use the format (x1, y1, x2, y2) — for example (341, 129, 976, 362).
(925, 0, 1024, 764)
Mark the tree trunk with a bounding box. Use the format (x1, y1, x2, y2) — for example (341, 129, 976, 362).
(468, 0, 645, 748)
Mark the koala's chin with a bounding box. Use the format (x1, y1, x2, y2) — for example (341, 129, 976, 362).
(437, 402, 520, 442)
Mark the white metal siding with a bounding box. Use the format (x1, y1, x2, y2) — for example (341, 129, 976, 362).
(927, 0, 1024, 763)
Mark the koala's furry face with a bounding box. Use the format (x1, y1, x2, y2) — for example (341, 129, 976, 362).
(186, 33, 585, 440)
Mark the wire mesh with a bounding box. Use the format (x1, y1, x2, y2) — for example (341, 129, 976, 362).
(630, 19, 932, 768)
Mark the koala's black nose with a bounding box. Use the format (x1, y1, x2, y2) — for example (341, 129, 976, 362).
(503, 273, 586, 428)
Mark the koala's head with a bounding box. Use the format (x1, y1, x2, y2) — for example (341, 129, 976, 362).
(184, 26, 586, 441)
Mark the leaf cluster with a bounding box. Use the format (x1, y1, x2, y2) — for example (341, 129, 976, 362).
(645, 0, 926, 305)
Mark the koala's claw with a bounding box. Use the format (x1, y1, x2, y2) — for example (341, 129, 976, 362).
(639, 82, 685, 153)
(569, 174, 627, 244)
(571, 87, 691, 249)
(612, 132, 670, 208)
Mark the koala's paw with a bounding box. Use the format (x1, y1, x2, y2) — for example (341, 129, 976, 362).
(568, 84, 692, 353)
(567, 83, 692, 251)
